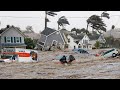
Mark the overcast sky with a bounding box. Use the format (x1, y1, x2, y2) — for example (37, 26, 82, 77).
(0, 11, 120, 33)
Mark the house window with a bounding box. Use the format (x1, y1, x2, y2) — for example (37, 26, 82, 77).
(68, 38, 70, 43)
(83, 45, 86, 48)
(4, 37, 6, 43)
(11, 37, 13, 43)
(83, 40, 88, 44)
(89, 46, 91, 48)
(85, 40, 88, 44)
(74, 46, 76, 49)
(16, 37, 20, 43)
(6, 37, 11, 43)
(78, 44, 81, 48)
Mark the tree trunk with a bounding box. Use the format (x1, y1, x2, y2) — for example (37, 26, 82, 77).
(58, 24, 60, 30)
(97, 30, 102, 34)
(45, 11, 47, 29)
(75, 30, 77, 35)
(86, 23, 89, 35)
(86, 23, 89, 31)
(92, 27, 94, 32)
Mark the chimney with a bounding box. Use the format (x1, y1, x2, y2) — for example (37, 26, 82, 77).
(6, 25, 10, 28)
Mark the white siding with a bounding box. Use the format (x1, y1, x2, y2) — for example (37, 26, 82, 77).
(81, 34, 90, 44)
(78, 35, 90, 45)
(78, 34, 92, 50)
(67, 35, 78, 50)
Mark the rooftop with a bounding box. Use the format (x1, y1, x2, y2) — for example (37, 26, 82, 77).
(41, 27, 57, 36)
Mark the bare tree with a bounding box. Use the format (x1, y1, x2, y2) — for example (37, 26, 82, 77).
(26, 26, 34, 33)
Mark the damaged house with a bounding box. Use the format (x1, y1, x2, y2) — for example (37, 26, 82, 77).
(37, 27, 67, 50)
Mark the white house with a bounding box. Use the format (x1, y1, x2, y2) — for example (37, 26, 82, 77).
(66, 32, 106, 50)
(78, 34, 92, 50)
(67, 35, 78, 50)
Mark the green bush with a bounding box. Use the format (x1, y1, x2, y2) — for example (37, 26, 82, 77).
(94, 41, 100, 49)
(24, 38, 36, 49)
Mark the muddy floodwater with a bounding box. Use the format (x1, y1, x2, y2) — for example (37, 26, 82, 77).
(0, 50, 120, 79)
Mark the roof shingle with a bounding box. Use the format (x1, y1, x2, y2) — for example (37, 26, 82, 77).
(41, 27, 57, 36)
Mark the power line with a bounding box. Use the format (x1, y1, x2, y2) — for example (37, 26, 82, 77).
(111, 15, 120, 17)
(0, 14, 120, 19)
(0, 16, 40, 18)
(67, 15, 120, 19)
(0, 15, 120, 26)
(67, 17, 88, 18)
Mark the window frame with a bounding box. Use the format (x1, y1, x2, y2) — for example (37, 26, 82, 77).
(6, 37, 11, 43)
(16, 37, 20, 43)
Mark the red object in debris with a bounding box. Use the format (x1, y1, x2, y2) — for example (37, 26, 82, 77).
(96, 54, 100, 56)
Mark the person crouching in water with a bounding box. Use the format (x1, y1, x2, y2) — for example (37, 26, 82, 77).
(59, 55, 68, 65)
(67, 55, 76, 65)
(59, 55, 75, 65)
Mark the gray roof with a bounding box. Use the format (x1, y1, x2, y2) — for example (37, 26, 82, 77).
(0, 29, 4, 34)
(89, 35, 100, 40)
(69, 33, 100, 41)
(38, 34, 46, 43)
(69, 33, 85, 39)
(41, 27, 57, 36)
(0, 25, 25, 37)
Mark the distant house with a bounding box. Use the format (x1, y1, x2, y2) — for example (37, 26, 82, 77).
(67, 33, 106, 50)
(97, 34, 106, 44)
(78, 34, 92, 50)
(66, 33, 92, 50)
(0, 25, 26, 52)
(103, 28, 120, 39)
(37, 27, 66, 50)
(67, 34, 78, 50)
(89, 34, 106, 48)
